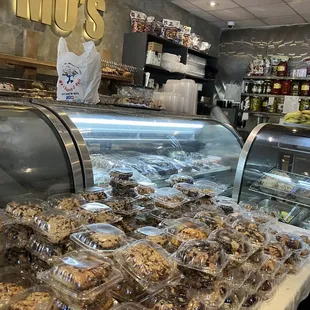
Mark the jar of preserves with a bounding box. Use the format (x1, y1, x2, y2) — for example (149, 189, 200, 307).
(272, 80, 282, 94)
(276, 98, 285, 114)
(300, 81, 310, 96)
(281, 80, 291, 95)
(277, 61, 288, 76)
(300, 99, 310, 111)
(291, 81, 300, 96)
(250, 97, 262, 112)
(261, 98, 268, 112)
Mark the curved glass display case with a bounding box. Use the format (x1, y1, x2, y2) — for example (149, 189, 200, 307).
(233, 123, 310, 229)
(0, 100, 243, 203)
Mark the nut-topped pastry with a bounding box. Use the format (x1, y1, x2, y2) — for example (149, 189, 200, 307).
(194, 211, 227, 231)
(220, 289, 246, 310)
(133, 227, 168, 247)
(264, 241, 289, 262)
(136, 185, 156, 196)
(153, 188, 188, 210)
(109, 168, 134, 181)
(174, 183, 202, 199)
(166, 174, 194, 187)
(48, 194, 86, 211)
(10, 291, 53, 310)
(0, 283, 26, 303)
(276, 233, 304, 252)
(78, 187, 107, 202)
(174, 240, 227, 275)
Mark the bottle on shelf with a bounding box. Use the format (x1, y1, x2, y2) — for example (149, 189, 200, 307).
(300, 81, 310, 96)
(272, 80, 282, 95)
(291, 81, 300, 96)
(281, 80, 291, 95)
(277, 61, 288, 76)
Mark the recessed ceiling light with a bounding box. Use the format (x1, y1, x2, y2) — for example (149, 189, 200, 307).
(210, 1, 218, 7)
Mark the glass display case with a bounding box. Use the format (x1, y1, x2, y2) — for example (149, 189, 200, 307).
(233, 123, 310, 229)
(0, 100, 243, 204)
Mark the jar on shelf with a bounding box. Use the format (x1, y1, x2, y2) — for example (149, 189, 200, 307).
(272, 80, 282, 94)
(277, 61, 288, 76)
(264, 80, 272, 94)
(257, 81, 264, 94)
(250, 97, 262, 112)
(261, 98, 268, 112)
(281, 80, 291, 95)
(244, 81, 250, 93)
(300, 81, 310, 96)
(300, 99, 310, 111)
(291, 81, 300, 96)
(276, 98, 285, 113)
(252, 81, 258, 94)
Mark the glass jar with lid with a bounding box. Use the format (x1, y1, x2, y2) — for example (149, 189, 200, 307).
(264, 80, 272, 94)
(291, 81, 300, 96)
(300, 99, 310, 111)
(250, 97, 262, 112)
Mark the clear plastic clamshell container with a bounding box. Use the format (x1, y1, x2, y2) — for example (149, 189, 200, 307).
(8, 285, 54, 310)
(220, 288, 246, 310)
(257, 278, 278, 301)
(113, 240, 179, 292)
(164, 218, 210, 248)
(3, 224, 33, 249)
(0, 266, 34, 308)
(194, 210, 228, 231)
(209, 228, 254, 262)
(264, 241, 291, 262)
(77, 187, 108, 202)
(239, 201, 259, 212)
(195, 180, 223, 197)
(275, 232, 306, 254)
(5, 198, 46, 225)
(173, 183, 204, 201)
(223, 262, 251, 289)
(172, 239, 229, 275)
(71, 224, 128, 254)
(113, 303, 144, 310)
(241, 294, 261, 310)
(70, 203, 122, 225)
(48, 193, 87, 211)
(132, 226, 168, 247)
(31, 209, 80, 244)
(149, 208, 183, 226)
(152, 188, 189, 210)
(215, 200, 241, 216)
(244, 249, 269, 272)
(166, 174, 194, 187)
(38, 251, 123, 305)
(232, 219, 270, 248)
(284, 252, 306, 274)
(0, 211, 14, 233)
(260, 257, 282, 278)
(243, 271, 264, 294)
(249, 211, 276, 225)
(104, 197, 143, 217)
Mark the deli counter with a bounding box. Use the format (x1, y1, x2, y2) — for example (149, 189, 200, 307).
(233, 123, 310, 229)
(0, 101, 243, 204)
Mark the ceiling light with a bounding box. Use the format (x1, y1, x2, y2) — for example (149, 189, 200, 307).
(210, 1, 217, 7)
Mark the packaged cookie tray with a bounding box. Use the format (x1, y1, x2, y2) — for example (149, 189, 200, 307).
(166, 174, 194, 187)
(76, 187, 108, 202)
(113, 240, 180, 293)
(131, 226, 168, 247)
(275, 232, 307, 254)
(29, 209, 81, 244)
(171, 239, 229, 276)
(164, 218, 211, 248)
(222, 262, 252, 289)
(67, 202, 123, 226)
(0, 266, 35, 308)
(219, 288, 246, 310)
(70, 223, 128, 254)
(209, 228, 255, 263)
(38, 251, 123, 302)
(193, 210, 228, 231)
(173, 183, 205, 201)
(0, 224, 33, 250)
(25, 234, 71, 265)
(7, 285, 54, 310)
(104, 197, 144, 217)
(263, 241, 291, 263)
(152, 187, 190, 210)
(5, 198, 47, 225)
(48, 193, 87, 211)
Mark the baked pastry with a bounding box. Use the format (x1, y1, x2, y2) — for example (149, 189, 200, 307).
(233, 220, 266, 246)
(167, 174, 194, 186)
(120, 242, 172, 283)
(198, 282, 228, 307)
(52, 259, 113, 291)
(154, 188, 187, 210)
(260, 258, 278, 276)
(10, 291, 52, 310)
(194, 211, 226, 231)
(5, 225, 33, 247)
(5, 248, 32, 267)
(112, 278, 146, 302)
(174, 183, 201, 199)
(6, 201, 43, 223)
(221, 290, 244, 310)
(0, 283, 25, 303)
(110, 169, 133, 181)
(53, 197, 82, 211)
(134, 227, 168, 247)
(105, 198, 134, 213)
(79, 188, 107, 202)
(264, 241, 288, 261)
(222, 262, 248, 288)
(276, 233, 303, 251)
(136, 185, 156, 196)
(284, 253, 301, 274)
(217, 203, 235, 215)
(175, 240, 224, 273)
(301, 235, 310, 246)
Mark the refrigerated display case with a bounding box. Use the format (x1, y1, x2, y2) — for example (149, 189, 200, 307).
(0, 100, 243, 204)
(233, 123, 310, 229)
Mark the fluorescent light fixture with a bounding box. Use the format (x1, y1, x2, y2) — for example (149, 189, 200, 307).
(71, 118, 204, 129)
(210, 1, 217, 7)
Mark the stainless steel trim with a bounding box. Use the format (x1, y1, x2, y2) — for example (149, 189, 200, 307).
(31, 104, 84, 191)
(34, 104, 94, 188)
(232, 123, 267, 202)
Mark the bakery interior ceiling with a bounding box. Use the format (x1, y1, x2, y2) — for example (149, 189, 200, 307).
(170, 0, 310, 28)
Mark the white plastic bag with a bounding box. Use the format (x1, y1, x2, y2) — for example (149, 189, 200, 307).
(57, 37, 101, 104)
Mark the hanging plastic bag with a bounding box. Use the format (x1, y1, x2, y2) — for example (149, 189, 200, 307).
(56, 37, 101, 104)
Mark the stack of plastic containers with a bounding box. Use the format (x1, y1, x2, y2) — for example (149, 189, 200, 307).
(185, 53, 207, 78)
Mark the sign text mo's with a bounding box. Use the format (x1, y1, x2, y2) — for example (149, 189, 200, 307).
(16, 0, 105, 40)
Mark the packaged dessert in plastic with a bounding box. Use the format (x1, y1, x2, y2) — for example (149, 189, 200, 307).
(227, 211, 250, 224)
(232, 219, 270, 248)
(172, 239, 228, 275)
(4, 248, 32, 268)
(104, 197, 143, 216)
(132, 226, 168, 247)
(0, 266, 34, 308)
(250, 211, 276, 225)
(173, 183, 204, 201)
(194, 180, 220, 197)
(264, 241, 290, 262)
(113, 302, 144, 310)
(71, 224, 128, 254)
(275, 232, 305, 253)
(48, 193, 87, 211)
(152, 187, 189, 210)
(31, 209, 80, 244)
(115, 217, 138, 234)
(220, 289, 246, 310)
(135, 184, 156, 197)
(216, 200, 241, 216)
(113, 240, 179, 292)
(70, 203, 122, 225)
(4, 224, 33, 249)
(164, 218, 210, 248)
(166, 174, 194, 187)
(5, 198, 46, 224)
(0, 210, 14, 233)
(149, 208, 183, 226)
(274, 264, 289, 283)
(77, 187, 108, 202)
(30, 256, 51, 278)
(241, 294, 261, 310)
(194, 281, 231, 309)
(243, 271, 264, 294)
(194, 210, 228, 231)
(244, 249, 269, 271)
(38, 251, 123, 305)
(223, 262, 250, 289)
(257, 278, 278, 301)
(284, 252, 305, 274)
(260, 257, 281, 277)
(209, 228, 254, 262)
(239, 201, 259, 212)
(8, 285, 54, 310)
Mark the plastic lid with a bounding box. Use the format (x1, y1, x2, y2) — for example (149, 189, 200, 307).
(209, 228, 254, 262)
(223, 262, 250, 289)
(220, 289, 246, 310)
(152, 188, 189, 210)
(194, 180, 221, 197)
(264, 241, 290, 262)
(275, 232, 306, 253)
(38, 251, 123, 300)
(48, 194, 86, 211)
(173, 239, 228, 275)
(77, 187, 107, 202)
(136, 226, 164, 237)
(173, 183, 204, 200)
(104, 197, 143, 216)
(166, 174, 194, 186)
(243, 271, 264, 294)
(194, 211, 228, 231)
(113, 240, 179, 292)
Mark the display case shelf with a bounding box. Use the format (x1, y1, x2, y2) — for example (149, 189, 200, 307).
(244, 76, 310, 81)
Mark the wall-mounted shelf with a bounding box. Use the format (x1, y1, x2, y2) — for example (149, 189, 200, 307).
(243, 110, 284, 117)
(244, 76, 310, 81)
(242, 93, 310, 100)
